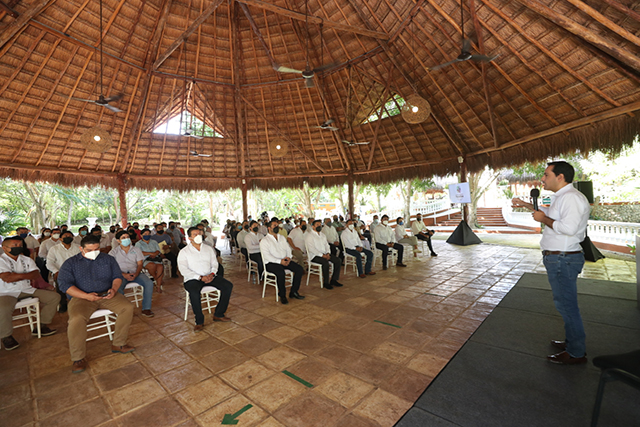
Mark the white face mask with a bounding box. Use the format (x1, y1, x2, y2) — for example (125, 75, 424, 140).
(382, 220, 389, 226)
(84, 250, 100, 260)
(192, 235, 203, 245)
(52, 233, 60, 239)
(44, 232, 51, 237)
(348, 224, 354, 230)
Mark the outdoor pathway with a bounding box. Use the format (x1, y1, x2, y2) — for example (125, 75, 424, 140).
(0, 238, 635, 427)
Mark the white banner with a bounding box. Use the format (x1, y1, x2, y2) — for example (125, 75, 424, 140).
(449, 182, 471, 204)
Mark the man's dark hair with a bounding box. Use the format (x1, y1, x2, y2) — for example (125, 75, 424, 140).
(249, 220, 258, 227)
(90, 227, 102, 234)
(115, 230, 129, 239)
(155, 223, 164, 230)
(547, 161, 575, 183)
(2, 236, 23, 246)
(141, 228, 151, 235)
(381, 214, 389, 220)
(268, 219, 279, 228)
(61, 230, 74, 238)
(196, 223, 205, 229)
(79, 225, 88, 230)
(312, 219, 322, 227)
(15, 227, 26, 232)
(187, 226, 200, 238)
(80, 235, 101, 247)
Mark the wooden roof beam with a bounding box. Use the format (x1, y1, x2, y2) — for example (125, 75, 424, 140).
(600, 0, 640, 24)
(0, 0, 54, 49)
(565, 0, 640, 49)
(0, 0, 18, 18)
(238, 2, 278, 70)
(152, 0, 224, 71)
(236, 0, 389, 40)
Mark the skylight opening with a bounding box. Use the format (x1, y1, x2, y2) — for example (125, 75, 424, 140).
(153, 112, 223, 138)
(362, 94, 406, 124)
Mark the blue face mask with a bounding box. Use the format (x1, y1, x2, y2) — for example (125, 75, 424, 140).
(398, 221, 403, 225)
(80, 230, 87, 236)
(121, 238, 131, 247)
(19, 233, 28, 239)
(142, 235, 151, 241)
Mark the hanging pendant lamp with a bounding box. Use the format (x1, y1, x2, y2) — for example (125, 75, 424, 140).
(401, 94, 431, 124)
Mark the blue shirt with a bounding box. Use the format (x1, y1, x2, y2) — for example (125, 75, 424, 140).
(151, 233, 172, 246)
(58, 253, 124, 296)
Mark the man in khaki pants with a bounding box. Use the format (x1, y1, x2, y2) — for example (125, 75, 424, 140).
(58, 235, 134, 373)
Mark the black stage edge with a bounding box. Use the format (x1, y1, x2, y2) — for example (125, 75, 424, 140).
(396, 273, 640, 427)
(446, 220, 482, 246)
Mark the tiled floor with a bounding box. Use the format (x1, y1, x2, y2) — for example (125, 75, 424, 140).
(1, 241, 636, 427)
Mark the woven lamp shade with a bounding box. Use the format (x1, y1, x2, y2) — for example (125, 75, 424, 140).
(401, 94, 431, 124)
(80, 126, 113, 153)
(269, 139, 289, 158)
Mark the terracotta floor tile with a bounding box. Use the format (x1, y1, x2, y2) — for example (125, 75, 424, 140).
(353, 388, 413, 426)
(380, 366, 432, 402)
(309, 324, 350, 342)
(175, 377, 236, 416)
(104, 377, 166, 415)
(253, 305, 282, 317)
(244, 318, 284, 334)
(315, 372, 375, 408)
(315, 345, 361, 370)
(130, 338, 178, 359)
(95, 362, 152, 392)
(157, 361, 213, 393)
(245, 374, 308, 412)
(406, 352, 450, 377)
(262, 326, 305, 343)
(156, 320, 194, 337)
(142, 346, 192, 375)
(115, 397, 189, 427)
(0, 401, 34, 427)
(30, 353, 70, 378)
(257, 346, 306, 370)
(234, 335, 279, 358)
(181, 336, 228, 358)
(0, 381, 30, 410)
(285, 334, 330, 355)
(370, 341, 417, 365)
(37, 377, 99, 419)
(229, 310, 263, 325)
(273, 390, 346, 427)
(285, 357, 337, 386)
(343, 354, 397, 385)
(270, 310, 305, 324)
(422, 338, 463, 359)
(330, 314, 370, 330)
(40, 398, 111, 427)
(219, 359, 275, 389)
(217, 326, 257, 345)
(168, 329, 212, 346)
(33, 365, 88, 395)
(334, 331, 382, 353)
(199, 347, 248, 374)
(196, 394, 268, 426)
(292, 316, 329, 332)
(257, 416, 286, 427)
(384, 329, 434, 350)
(126, 328, 164, 347)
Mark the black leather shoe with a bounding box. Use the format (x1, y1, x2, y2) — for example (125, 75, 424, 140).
(550, 340, 567, 351)
(2, 336, 19, 351)
(331, 281, 344, 287)
(289, 292, 305, 300)
(430, 252, 438, 257)
(324, 284, 334, 289)
(547, 351, 587, 365)
(280, 296, 289, 305)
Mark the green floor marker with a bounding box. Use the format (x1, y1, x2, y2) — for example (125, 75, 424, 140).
(221, 404, 253, 425)
(374, 320, 401, 328)
(282, 370, 314, 388)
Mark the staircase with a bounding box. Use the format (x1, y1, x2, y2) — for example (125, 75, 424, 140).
(439, 207, 509, 227)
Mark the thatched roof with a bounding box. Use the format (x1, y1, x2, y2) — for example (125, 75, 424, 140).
(1, 0, 639, 191)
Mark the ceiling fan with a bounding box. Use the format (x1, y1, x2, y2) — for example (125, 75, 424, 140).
(313, 119, 338, 131)
(183, 127, 203, 139)
(342, 140, 370, 146)
(274, 0, 334, 88)
(188, 150, 212, 157)
(431, 0, 498, 71)
(73, 0, 123, 112)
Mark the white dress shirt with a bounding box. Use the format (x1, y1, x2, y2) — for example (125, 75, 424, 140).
(0, 253, 38, 297)
(305, 230, 330, 260)
(177, 243, 219, 283)
(374, 224, 396, 244)
(341, 228, 362, 250)
(411, 220, 427, 235)
(39, 238, 60, 259)
(395, 225, 408, 241)
(245, 232, 263, 254)
(288, 227, 306, 253)
(540, 184, 590, 252)
(259, 234, 292, 264)
(237, 229, 249, 249)
(24, 235, 40, 251)
(258, 225, 268, 236)
(369, 220, 380, 234)
(322, 224, 339, 244)
(46, 242, 81, 274)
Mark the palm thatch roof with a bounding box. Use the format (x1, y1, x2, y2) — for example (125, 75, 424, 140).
(1, 0, 639, 191)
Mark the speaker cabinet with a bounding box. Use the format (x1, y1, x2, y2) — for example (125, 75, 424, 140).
(573, 181, 594, 203)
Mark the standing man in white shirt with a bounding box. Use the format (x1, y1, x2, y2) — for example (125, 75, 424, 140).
(0, 236, 60, 350)
(305, 220, 343, 289)
(374, 215, 407, 270)
(245, 221, 265, 280)
(411, 214, 437, 256)
(342, 219, 375, 278)
(178, 227, 233, 331)
(287, 220, 307, 267)
(512, 161, 590, 365)
(260, 219, 304, 304)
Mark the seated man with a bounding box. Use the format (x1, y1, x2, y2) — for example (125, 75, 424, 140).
(109, 231, 155, 317)
(287, 219, 307, 267)
(91, 226, 112, 253)
(237, 221, 250, 262)
(47, 230, 81, 312)
(151, 223, 179, 278)
(259, 219, 304, 304)
(73, 225, 89, 245)
(374, 215, 407, 269)
(178, 227, 233, 332)
(411, 214, 437, 256)
(395, 217, 421, 258)
(342, 219, 375, 278)
(322, 218, 342, 259)
(305, 220, 343, 289)
(0, 237, 60, 350)
(195, 223, 224, 277)
(57, 235, 134, 373)
(245, 221, 264, 280)
(16, 227, 40, 260)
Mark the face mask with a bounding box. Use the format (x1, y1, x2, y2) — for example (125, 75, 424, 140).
(417, 217, 422, 221)
(110, 228, 115, 233)
(237, 226, 242, 230)
(170, 225, 175, 230)
(382, 220, 389, 226)
(121, 238, 131, 247)
(62, 237, 73, 244)
(9, 247, 22, 256)
(301, 225, 307, 231)
(84, 250, 99, 260)
(244, 225, 249, 230)
(348, 224, 354, 230)
(52, 233, 60, 239)
(273, 226, 280, 234)
(398, 221, 403, 225)
(157, 230, 164, 234)
(133, 225, 139, 229)
(80, 230, 87, 236)
(252, 227, 259, 233)
(373, 219, 379, 223)
(61, 228, 67, 232)
(44, 232, 51, 237)
(315, 226, 322, 232)
(19, 233, 28, 239)
(143, 235, 151, 241)
(192, 235, 203, 245)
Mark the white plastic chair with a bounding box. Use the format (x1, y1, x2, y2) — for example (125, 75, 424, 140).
(247, 259, 259, 283)
(372, 238, 397, 267)
(86, 309, 118, 341)
(184, 286, 221, 321)
(237, 251, 247, 270)
(123, 282, 143, 307)
(341, 241, 367, 274)
(262, 263, 294, 302)
(305, 242, 333, 288)
(12, 297, 41, 338)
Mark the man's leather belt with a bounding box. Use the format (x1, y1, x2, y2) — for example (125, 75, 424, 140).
(541, 250, 583, 256)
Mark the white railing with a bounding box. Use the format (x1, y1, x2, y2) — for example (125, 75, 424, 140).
(364, 199, 453, 223)
(588, 220, 640, 246)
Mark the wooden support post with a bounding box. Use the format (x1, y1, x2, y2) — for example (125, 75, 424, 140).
(459, 159, 469, 225)
(117, 173, 128, 229)
(241, 179, 248, 220)
(347, 173, 355, 217)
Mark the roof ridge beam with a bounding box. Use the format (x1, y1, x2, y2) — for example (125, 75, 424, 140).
(0, 0, 54, 49)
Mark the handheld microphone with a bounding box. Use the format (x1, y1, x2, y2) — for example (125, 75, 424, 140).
(530, 188, 540, 210)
